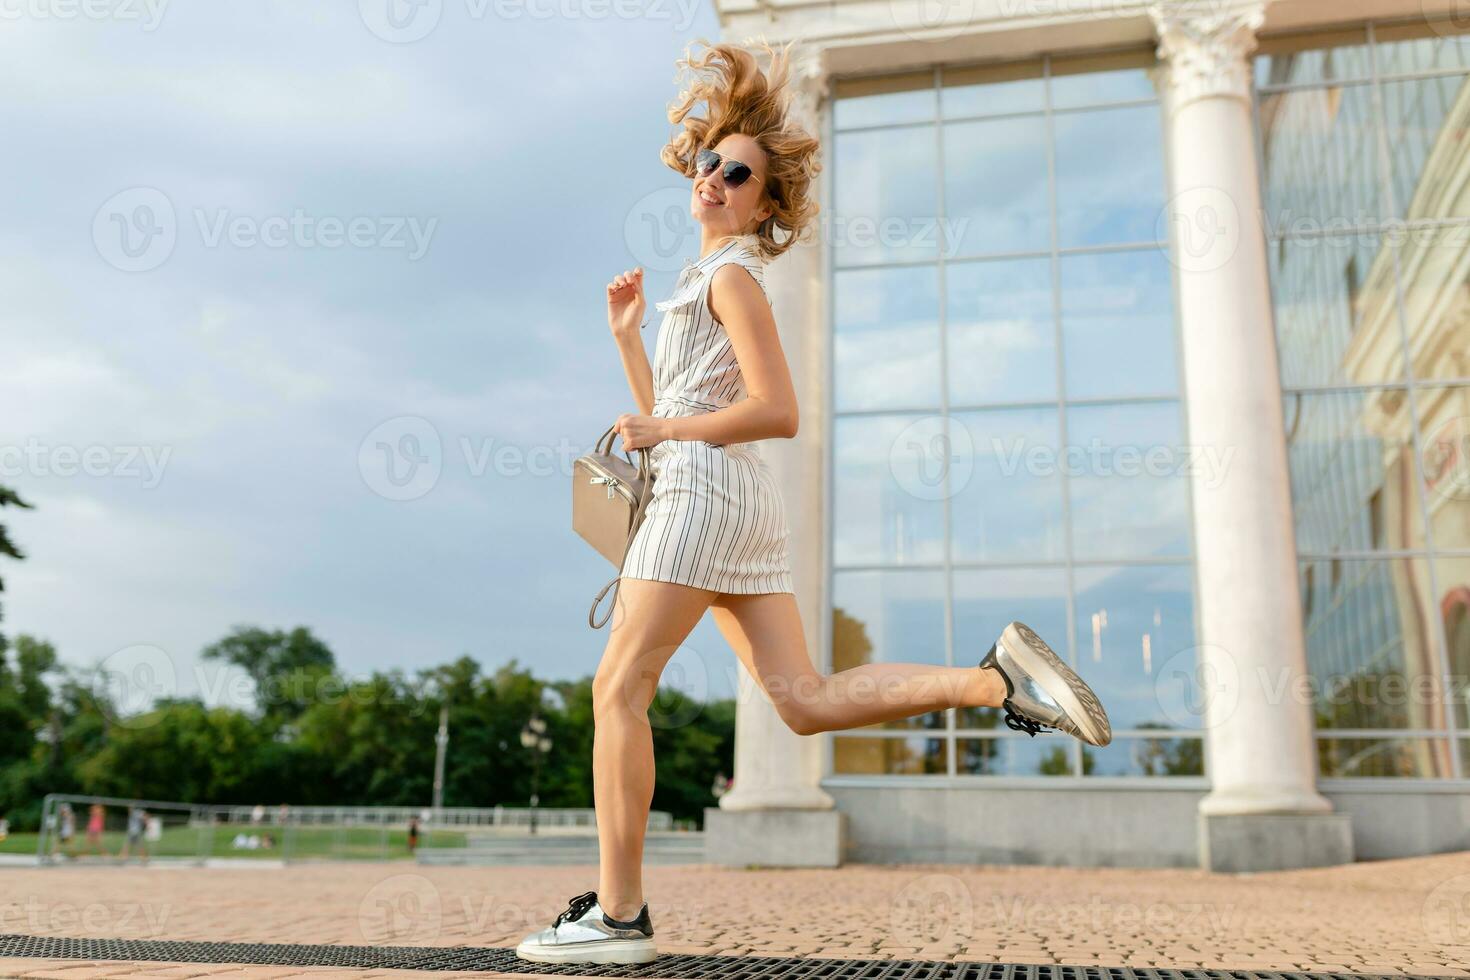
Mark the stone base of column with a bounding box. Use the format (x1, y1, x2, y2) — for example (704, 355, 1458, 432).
(1198, 812, 1354, 872)
(704, 807, 846, 868)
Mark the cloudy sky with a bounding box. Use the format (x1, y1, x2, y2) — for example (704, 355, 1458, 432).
(0, 0, 756, 705)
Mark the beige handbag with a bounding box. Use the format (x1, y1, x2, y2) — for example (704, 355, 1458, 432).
(573, 422, 657, 629)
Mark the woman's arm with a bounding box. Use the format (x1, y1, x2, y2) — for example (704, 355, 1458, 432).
(615, 332, 656, 417)
(662, 262, 797, 445)
(606, 266, 655, 416)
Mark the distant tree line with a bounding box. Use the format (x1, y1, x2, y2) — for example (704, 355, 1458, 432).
(0, 476, 733, 831)
(0, 625, 735, 832)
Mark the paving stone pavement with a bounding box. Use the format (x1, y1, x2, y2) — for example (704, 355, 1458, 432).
(2, 853, 1470, 979)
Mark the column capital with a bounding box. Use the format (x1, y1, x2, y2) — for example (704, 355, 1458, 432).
(1148, 2, 1266, 112)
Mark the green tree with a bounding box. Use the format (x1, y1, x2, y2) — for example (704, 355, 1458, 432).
(201, 625, 336, 728)
(0, 484, 33, 655)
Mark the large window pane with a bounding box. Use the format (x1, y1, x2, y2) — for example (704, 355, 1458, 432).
(1392, 228, 1470, 381)
(940, 61, 1045, 118)
(1300, 558, 1448, 732)
(834, 264, 941, 412)
(832, 414, 946, 566)
(952, 567, 1069, 730)
(957, 736, 1074, 775)
(1373, 22, 1470, 78)
(833, 71, 935, 130)
(831, 569, 947, 731)
(1284, 389, 1421, 554)
(1257, 83, 1384, 231)
(834, 735, 946, 775)
(1254, 27, 1373, 89)
(1318, 737, 1452, 777)
(1379, 76, 1470, 225)
(946, 257, 1055, 406)
(1054, 105, 1165, 247)
(1270, 231, 1407, 387)
(943, 116, 1050, 256)
(1051, 52, 1157, 109)
(833, 127, 939, 267)
(949, 409, 1065, 563)
(1071, 563, 1198, 732)
(1087, 737, 1204, 777)
(1060, 249, 1178, 400)
(1066, 401, 1192, 560)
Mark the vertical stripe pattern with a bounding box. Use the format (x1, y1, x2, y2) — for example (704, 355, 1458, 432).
(619, 233, 795, 595)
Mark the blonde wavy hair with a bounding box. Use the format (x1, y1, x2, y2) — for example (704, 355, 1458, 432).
(660, 37, 822, 263)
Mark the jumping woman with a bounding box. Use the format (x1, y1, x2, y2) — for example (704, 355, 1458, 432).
(516, 38, 1113, 966)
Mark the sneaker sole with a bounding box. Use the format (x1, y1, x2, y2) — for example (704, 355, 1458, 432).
(514, 939, 657, 965)
(1000, 621, 1112, 747)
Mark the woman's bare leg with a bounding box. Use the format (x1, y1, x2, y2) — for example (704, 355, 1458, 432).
(592, 576, 716, 921)
(709, 591, 1006, 734)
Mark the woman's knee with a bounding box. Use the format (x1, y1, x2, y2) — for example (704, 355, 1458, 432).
(593, 643, 662, 719)
(767, 672, 828, 736)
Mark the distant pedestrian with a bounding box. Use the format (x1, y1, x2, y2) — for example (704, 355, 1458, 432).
(56, 803, 76, 857)
(83, 803, 107, 857)
(406, 816, 420, 854)
(120, 806, 148, 862)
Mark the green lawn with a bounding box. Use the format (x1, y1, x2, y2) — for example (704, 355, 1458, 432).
(0, 826, 467, 861)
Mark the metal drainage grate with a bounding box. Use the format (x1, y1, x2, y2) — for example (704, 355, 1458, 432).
(0, 935, 1446, 980)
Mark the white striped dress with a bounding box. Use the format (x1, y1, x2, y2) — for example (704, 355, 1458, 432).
(619, 233, 795, 595)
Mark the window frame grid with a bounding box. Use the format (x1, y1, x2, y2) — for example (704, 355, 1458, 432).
(824, 49, 1204, 784)
(1250, 17, 1470, 777)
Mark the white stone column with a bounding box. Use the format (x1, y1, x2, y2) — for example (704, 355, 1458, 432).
(719, 41, 833, 814)
(1149, 2, 1350, 868)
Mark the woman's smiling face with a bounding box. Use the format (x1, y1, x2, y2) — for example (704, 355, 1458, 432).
(692, 133, 772, 237)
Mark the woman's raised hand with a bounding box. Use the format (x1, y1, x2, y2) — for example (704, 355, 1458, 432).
(607, 266, 646, 340)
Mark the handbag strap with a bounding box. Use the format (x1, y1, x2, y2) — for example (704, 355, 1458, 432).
(588, 440, 656, 629)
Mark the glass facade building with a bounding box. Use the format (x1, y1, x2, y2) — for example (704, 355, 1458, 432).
(826, 52, 1203, 781)
(822, 21, 1469, 784)
(1255, 24, 1470, 778)
(704, 1, 1470, 869)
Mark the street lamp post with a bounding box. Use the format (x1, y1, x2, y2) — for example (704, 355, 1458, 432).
(432, 704, 449, 818)
(519, 715, 551, 835)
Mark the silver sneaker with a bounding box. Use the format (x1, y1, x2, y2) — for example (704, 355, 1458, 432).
(515, 890, 656, 965)
(980, 621, 1113, 747)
